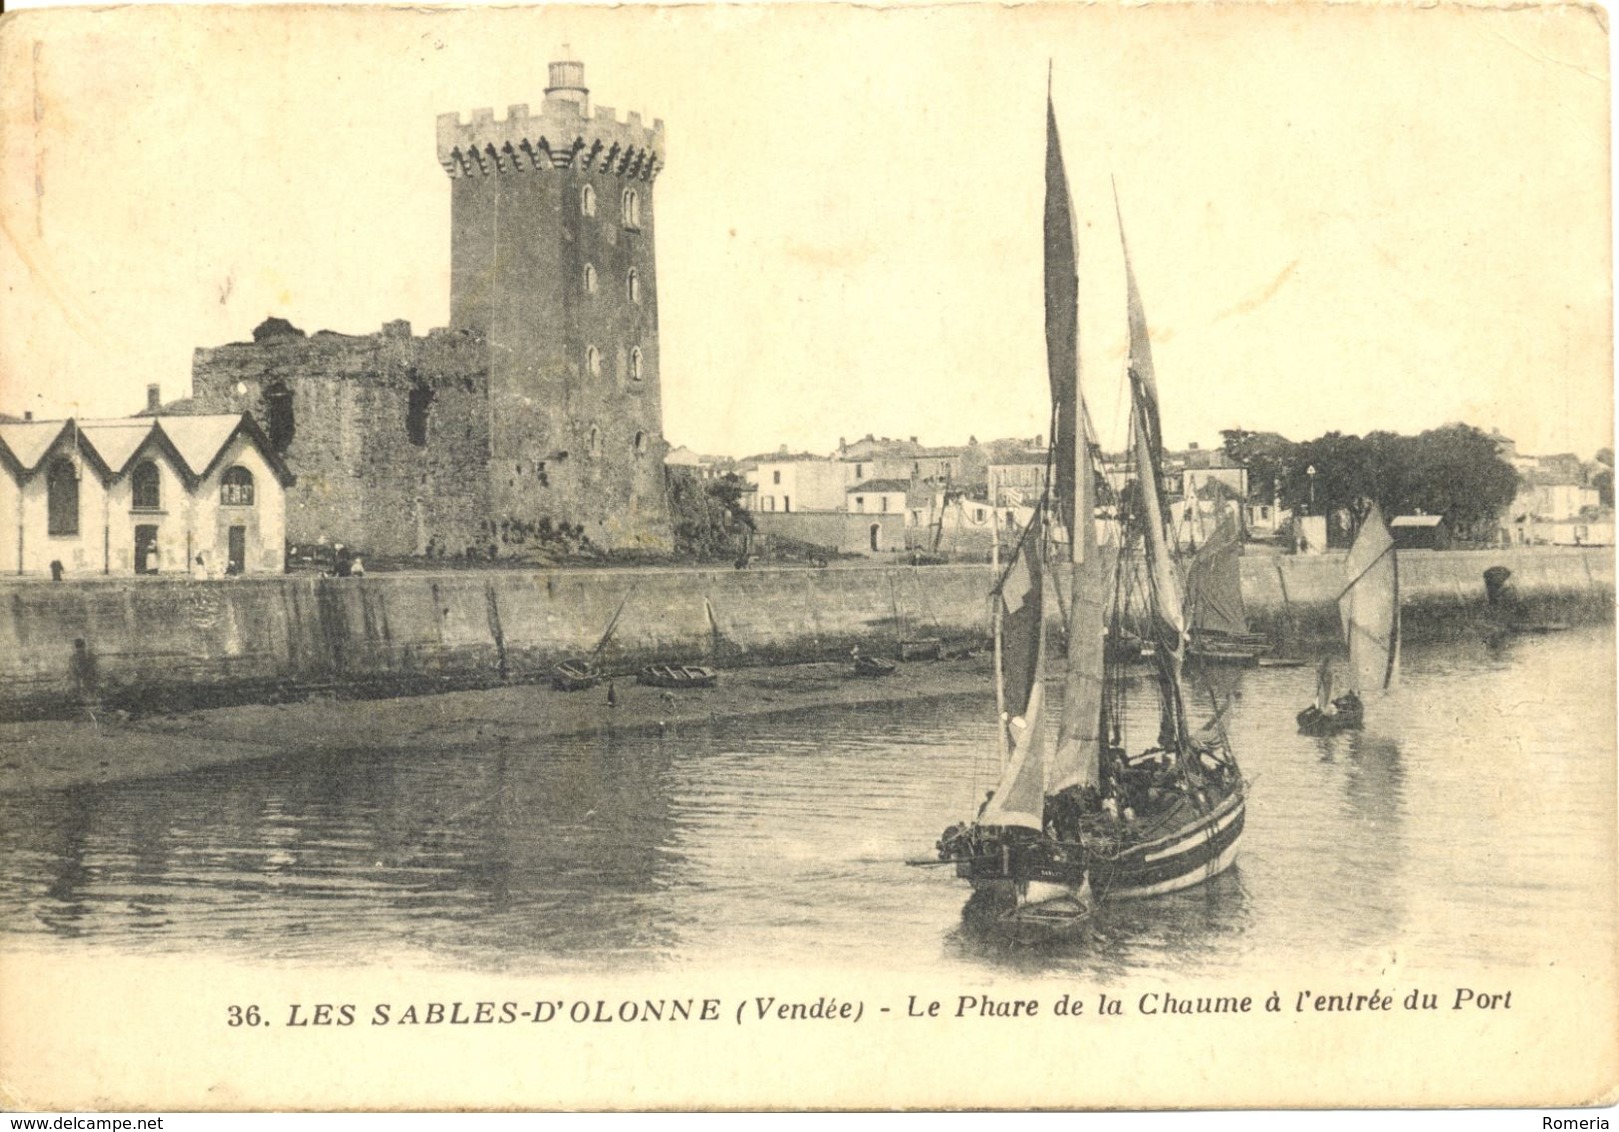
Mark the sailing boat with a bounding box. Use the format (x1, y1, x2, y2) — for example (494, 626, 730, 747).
(1296, 504, 1399, 735)
(1183, 512, 1272, 665)
(931, 96, 1246, 921)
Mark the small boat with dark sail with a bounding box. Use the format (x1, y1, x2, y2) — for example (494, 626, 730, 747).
(1297, 504, 1399, 735)
(929, 94, 1245, 925)
(1183, 513, 1271, 666)
(638, 663, 719, 689)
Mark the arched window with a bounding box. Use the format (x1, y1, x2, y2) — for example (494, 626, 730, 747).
(47, 458, 78, 536)
(583, 263, 597, 294)
(221, 466, 255, 506)
(622, 188, 640, 230)
(581, 183, 596, 217)
(131, 460, 161, 511)
(586, 345, 601, 377)
(633, 431, 648, 456)
(629, 347, 643, 382)
(588, 425, 602, 458)
(627, 268, 640, 303)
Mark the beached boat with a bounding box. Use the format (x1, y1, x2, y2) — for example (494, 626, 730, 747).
(899, 638, 943, 661)
(852, 653, 898, 678)
(551, 659, 602, 692)
(638, 664, 719, 689)
(1297, 504, 1399, 735)
(930, 95, 1246, 925)
(550, 591, 633, 693)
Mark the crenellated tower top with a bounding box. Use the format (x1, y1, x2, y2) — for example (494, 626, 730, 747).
(436, 54, 664, 181)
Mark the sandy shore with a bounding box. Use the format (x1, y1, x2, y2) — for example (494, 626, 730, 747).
(0, 657, 996, 795)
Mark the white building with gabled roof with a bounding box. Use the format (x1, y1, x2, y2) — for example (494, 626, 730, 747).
(0, 414, 294, 577)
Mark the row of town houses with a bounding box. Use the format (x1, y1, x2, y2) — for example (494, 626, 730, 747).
(667, 429, 1613, 558)
(1491, 431, 1613, 548)
(2, 397, 1607, 576)
(667, 433, 1271, 557)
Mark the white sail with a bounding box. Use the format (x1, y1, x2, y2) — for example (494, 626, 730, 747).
(1339, 503, 1400, 694)
(980, 519, 1049, 830)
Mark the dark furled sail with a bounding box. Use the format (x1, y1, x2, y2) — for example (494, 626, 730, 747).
(1185, 512, 1249, 639)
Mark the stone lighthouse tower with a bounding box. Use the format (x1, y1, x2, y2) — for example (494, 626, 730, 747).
(436, 51, 671, 549)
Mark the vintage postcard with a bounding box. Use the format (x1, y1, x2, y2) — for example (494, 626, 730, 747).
(0, 0, 1614, 1114)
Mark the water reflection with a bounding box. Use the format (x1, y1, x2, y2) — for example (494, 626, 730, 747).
(0, 627, 1612, 977)
(944, 868, 1253, 982)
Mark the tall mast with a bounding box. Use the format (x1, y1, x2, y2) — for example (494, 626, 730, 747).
(991, 514, 1008, 770)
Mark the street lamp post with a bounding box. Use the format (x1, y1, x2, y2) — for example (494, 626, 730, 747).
(1307, 465, 1317, 514)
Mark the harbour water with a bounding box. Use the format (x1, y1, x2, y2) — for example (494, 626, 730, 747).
(0, 625, 1612, 978)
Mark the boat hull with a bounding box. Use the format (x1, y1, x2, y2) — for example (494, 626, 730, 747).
(551, 661, 601, 692)
(1296, 705, 1363, 736)
(1186, 646, 1263, 667)
(952, 787, 1246, 905)
(1187, 632, 1271, 667)
(638, 665, 718, 689)
(1088, 790, 1245, 900)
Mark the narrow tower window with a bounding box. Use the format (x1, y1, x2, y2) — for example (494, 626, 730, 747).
(264, 382, 295, 453)
(406, 384, 434, 447)
(581, 184, 596, 217)
(589, 425, 602, 457)
(586, 345, 601, 377)
(622, 188, 640, 230)
(633, 431, 649, 456)
(583, 263, 597, 294)
(627, 268, 640, 303)
(628, 347, 644, 382)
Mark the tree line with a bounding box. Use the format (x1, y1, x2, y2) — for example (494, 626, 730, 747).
(1221, 423, 1521, 545)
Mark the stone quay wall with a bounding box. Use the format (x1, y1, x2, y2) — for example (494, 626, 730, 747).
(0, 548, 1609, 720)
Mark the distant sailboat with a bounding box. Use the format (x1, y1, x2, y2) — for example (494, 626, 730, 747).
(929, 94, 1246, 925)
(1297, 503, 1400, 735)
(1183, 512, 1271, 665)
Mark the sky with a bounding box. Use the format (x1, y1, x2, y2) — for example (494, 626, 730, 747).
(0, 3, 1612, 460)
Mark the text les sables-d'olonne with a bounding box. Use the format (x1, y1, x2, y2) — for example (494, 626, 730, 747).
(228, 985, 1517, 1030)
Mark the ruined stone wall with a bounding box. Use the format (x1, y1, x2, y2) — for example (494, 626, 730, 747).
(189, 322, 493, 558)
